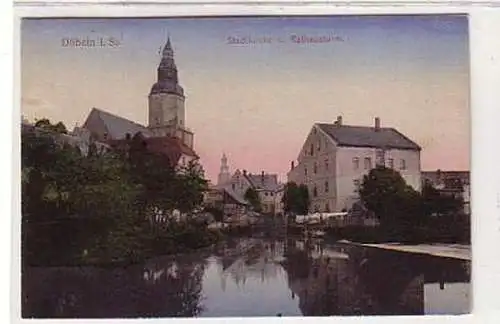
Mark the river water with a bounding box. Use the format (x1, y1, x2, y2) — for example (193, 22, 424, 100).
(22, 236, 470, 318)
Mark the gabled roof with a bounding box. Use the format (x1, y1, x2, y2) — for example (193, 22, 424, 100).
(210, 184, 250, 205)
(86, 107, 152, 140)
(223, 186, 251, 205)
(316, 123, 421, 151)
(244, 173, 279, 191)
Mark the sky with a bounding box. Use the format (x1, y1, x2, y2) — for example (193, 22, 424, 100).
(21, 15, 470, 183)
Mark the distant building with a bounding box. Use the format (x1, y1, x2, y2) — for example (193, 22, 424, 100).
(422, 170, 470, 215)
(22, 122, 110, 156)
(288, 116, 421, 213)
(67, 126, 110, 155)
(217, 153, 231, 185)
(204, 184, 251, 218)
(216, 154, 282, 215)
(273, 184, 286, 217)
(245, 171, 280, 214)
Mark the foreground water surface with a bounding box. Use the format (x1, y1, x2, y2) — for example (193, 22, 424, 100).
(22, 236, 470, 317)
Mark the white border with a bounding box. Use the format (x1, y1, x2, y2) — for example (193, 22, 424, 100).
(8, 2, 500, 324)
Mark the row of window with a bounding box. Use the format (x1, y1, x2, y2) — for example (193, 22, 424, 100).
(311, 181, 330, 198)
(303, 156, 407, 177)
(309, 141, 323, 156)
(352, 157, 406, 170)
(304, 159, 329, 176)
(230, 182, 276, 197)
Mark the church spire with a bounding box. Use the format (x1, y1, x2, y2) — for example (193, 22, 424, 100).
(150, 35, 184, 97)
(162, 35, 174, 60)
(217, 153, 231, 185)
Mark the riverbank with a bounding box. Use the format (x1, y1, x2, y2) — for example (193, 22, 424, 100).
(23, 225, 269, 268)
(339, 240, 471, 261)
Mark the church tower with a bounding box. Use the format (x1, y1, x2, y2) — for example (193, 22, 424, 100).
(148, 36, 194, 148)
(217, 153, 231, 185)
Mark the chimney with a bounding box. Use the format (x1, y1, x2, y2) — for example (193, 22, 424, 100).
(335, 115, 343, 126)
(291, 161, 295, 170)
(261, 171, 265, 183)
(374, 117, 380, 131)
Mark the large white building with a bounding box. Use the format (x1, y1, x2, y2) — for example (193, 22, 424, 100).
(288, 116, 421, 213)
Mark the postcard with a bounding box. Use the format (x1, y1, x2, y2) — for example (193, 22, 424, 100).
(19, 14, 470, 318)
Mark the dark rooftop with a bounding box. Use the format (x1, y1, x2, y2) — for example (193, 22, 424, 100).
(316, 123, 421, 151)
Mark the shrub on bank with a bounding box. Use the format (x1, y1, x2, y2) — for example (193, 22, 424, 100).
(326, 216, 470, 245)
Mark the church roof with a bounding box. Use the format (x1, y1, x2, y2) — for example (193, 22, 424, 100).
(85, 107, 152, 140)
(316, 123, 421, 151)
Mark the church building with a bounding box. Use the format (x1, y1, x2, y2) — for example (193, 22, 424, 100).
(75, 36, 198, 168)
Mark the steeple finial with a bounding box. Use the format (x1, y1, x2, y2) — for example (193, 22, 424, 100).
(162, 33, 174, 59)
(166, 33, 172, 49)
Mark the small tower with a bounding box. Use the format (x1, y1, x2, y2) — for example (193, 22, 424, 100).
(217, 153, 231, 185)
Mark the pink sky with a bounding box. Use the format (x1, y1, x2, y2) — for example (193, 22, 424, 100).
(21, 16, 470, 183)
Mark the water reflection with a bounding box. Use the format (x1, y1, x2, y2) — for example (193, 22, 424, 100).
(22, 237, 470, 318)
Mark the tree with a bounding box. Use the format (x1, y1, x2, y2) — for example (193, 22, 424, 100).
(282, 182, 310, 215)
(34, 118, 68, 134)
(298, 184, 311, 214)
(359, 166, 423, 229)
(421, 180, 463, 217)
(174, 160, 209, 213)
(22, 117, 217, 265)
(244, 187, 262, 212)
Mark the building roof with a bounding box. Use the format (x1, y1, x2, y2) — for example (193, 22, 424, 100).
(244, 173, 280, 191)
(316, 123, 421, 151)
(210, 184, 250, 205)
(108, 134, 198, 167)
(144, 136, 198, 161)
(223, 187, 251, 205)
(85, 107, 152, 140)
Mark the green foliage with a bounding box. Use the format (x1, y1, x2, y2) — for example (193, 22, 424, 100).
(34, 118, 68, 134)
(244, 187, 262, 212)
(282, 182, 310, 215)
(22, 119, 215, 266)
(359, 166, 423, 230)
(421, 181, 464, 216)
(358, 166, 467, 243)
